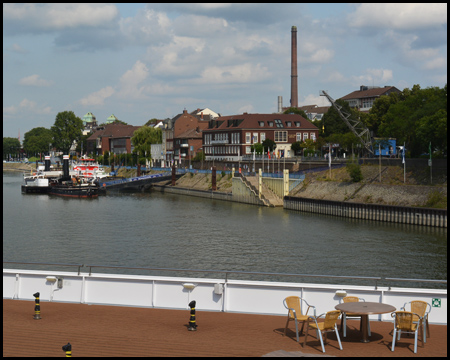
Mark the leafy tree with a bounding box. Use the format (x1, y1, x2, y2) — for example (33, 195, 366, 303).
(346, 156, 363, 182)
(23, 127, 53, 157)
(250, 142, 264, 154)
(378, 84, 447, 157)
(131, 126, 162, 160)
(3, 137, 20, 159)
(193, 150, 205, 162)
(144, 118, 162, 126)
(262, 138, 276, 152)
(76, 133, 90, 154)
(300, 139, 317, 156)
(321, 99, 355, 136)
(283, 107, 308, 119)
(367, 92, 400, 136)
(290, 141, 302, 155)
(51, 111, 84, 154)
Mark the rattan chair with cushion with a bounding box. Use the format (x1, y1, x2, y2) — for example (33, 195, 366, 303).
(303, 310, 343, 353)
(391, 311, 424, 353)
(341, 296, 371, 337)
(283, 296, 316, 342)
(401, 300, 431, 343)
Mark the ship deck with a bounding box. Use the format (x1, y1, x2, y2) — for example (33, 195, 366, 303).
(3, 299, 447, 357)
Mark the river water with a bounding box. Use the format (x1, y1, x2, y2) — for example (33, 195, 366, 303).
(3, 172, 447, 288)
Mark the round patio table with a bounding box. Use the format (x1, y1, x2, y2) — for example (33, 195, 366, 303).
(335, 302, 396, 343)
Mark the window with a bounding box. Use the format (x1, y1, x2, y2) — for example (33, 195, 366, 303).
(260, 132, 266, 142)
(295, 122, 300, 127)
(252, 133, 258, 144)
(296, 133, 302, 142)
(310, 133, 316, 141)
(274, 119, 284, 128)
(246, 146, 251, 154)
(246, 132, 251, 144)
(303, 133, 308, 141)
(275, 131, 287, 142)
(259, 121, 264, 127)
(286, 121, 292, 127)
(268, 121, 274, 127)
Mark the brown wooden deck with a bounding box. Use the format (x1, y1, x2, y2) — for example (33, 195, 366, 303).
(3, 299, 447, 357)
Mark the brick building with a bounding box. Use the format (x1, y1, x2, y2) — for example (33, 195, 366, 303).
(86, 123, 141, 156)
(339, 85, 401, 112)
(202, 113, 319, 161)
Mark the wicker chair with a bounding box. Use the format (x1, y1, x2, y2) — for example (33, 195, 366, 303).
(391, 311, 424, 353)
(401, 300, 431, 343)
(341, 296, 371, 338)
(283, 296, 316, 342)
(303, 310, 343, 353)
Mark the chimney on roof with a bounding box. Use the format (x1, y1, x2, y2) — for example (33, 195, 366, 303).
(278, 96, 283, 113)
(183, 109, 187, 115)
(201, 112, 203, 119)
(290, 26, 298, 108)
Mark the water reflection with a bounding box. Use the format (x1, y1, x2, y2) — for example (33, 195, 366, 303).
(3, 172, 447, 289)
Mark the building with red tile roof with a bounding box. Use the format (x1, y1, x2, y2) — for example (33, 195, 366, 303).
(202, 113, 319, 160)
(339, 85, 401, 112)
(86, 122, 141, 156)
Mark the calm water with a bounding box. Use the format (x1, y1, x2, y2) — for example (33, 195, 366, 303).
(3, 172, 447, 288)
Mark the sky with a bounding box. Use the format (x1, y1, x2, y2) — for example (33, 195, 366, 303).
(3, 3, 447, 139)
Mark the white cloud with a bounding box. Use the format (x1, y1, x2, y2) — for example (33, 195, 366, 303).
(117, 61, 150, 99)
(3, 105, 17, 115)
(18, 98, 52, 114)
(423, 57, 447, 70)
(19, 74, 53, 87)
(194, 63, 271, 84)
(4, 4, 119, 33)
(348, 3, 447, 30)
(351, 68, 393, 86)
(79, 86, 115, 106)
(300, 94, 330, 107)
(10, 44, 28, 54)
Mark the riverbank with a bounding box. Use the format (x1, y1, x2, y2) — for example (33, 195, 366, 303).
(4, 162, 446, 209)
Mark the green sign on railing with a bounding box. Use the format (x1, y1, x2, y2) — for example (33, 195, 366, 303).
(432, 298, 441, 308)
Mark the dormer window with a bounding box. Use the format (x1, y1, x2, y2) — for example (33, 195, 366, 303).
(274, 119, 283, 128)
(268, 121, 274, 127)
(295, 121, 300, 127)
(259, 121, 264, 127)
(286, 121, 292, 127)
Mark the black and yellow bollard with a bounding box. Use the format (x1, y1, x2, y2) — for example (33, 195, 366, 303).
(188, 300, 197, 331)
(33, 292, 41, 320)
(62, 342, 72, 357)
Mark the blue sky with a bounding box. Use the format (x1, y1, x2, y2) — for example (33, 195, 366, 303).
(3, 3, 447, 139)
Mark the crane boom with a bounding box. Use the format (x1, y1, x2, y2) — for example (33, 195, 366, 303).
(320, 90, 374, 155)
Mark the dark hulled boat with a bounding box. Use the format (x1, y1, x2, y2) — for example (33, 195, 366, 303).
(48, 154, 99, 198)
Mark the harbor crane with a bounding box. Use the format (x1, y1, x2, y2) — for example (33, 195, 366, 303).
(320, 90, 374, 156)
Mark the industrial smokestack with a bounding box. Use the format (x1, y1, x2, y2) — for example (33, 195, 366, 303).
(290, 26, 298, 108)
(278, 96, 283, 113)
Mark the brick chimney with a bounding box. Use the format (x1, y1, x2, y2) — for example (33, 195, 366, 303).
(290, 25, 298, 108)
(201, 112, 203, 119)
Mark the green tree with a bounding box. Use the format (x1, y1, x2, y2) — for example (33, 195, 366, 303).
(23, 127, 53, 157)
(3, 137, 20, 160)
(346, 156, 363, 182)
(283, 107, 308, 119)
(378, 84, 447, 157)
(51, 111, 84, 154)
(144, 118, 162, 126)
(321, 99, 354, 136)
(250, 142, 264, 154)
(300, 139, 316, 156)
(131, 126, 162, 160)
(23, 127, 53, 159)
(262, 138, 276, 152)
(290, 141, 302, 155)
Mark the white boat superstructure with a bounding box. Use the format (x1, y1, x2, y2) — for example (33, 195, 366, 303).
(72, 157, 108, 180)
(3, 267, 446, 325)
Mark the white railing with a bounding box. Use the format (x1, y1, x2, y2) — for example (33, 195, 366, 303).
(3, 267, 446, 325)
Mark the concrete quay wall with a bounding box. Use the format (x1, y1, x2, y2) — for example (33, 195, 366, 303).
(284, 196, 447, 228)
